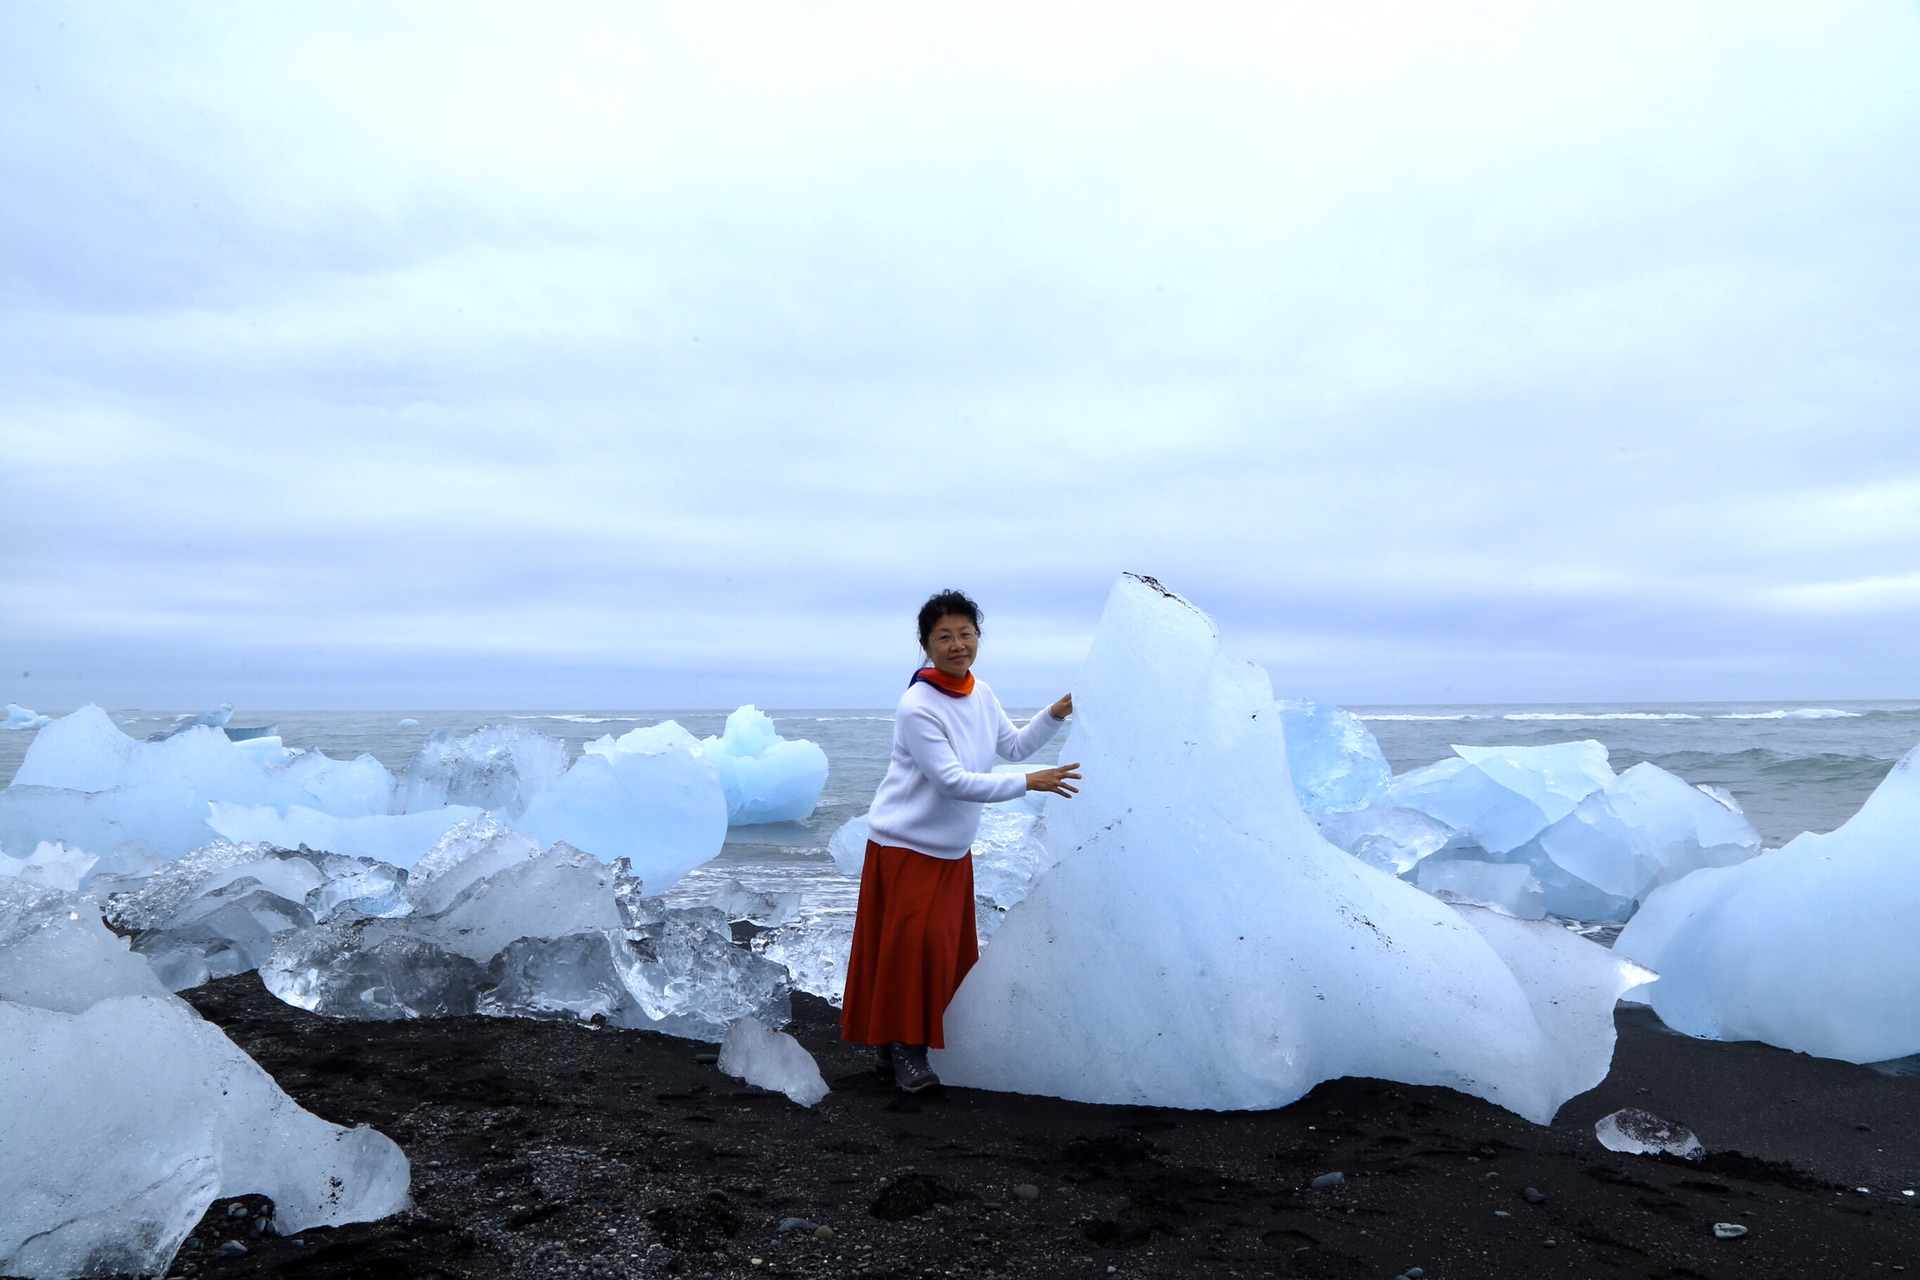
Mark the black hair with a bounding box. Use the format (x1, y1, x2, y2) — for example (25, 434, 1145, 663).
(917, 589, 983, 648)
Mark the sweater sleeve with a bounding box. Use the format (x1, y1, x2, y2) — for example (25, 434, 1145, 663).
(993, 693, 1066, 763)
(899, 704, 1029, 803)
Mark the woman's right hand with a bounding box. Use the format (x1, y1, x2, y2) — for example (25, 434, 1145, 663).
(1026, 762, 1083, 797)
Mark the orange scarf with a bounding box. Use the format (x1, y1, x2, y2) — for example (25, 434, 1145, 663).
(910, 666, 975, 698)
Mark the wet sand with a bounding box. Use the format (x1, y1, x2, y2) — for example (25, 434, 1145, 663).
(168, 976, 1920, 1280)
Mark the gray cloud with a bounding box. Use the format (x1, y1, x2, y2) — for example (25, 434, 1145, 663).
(4, 2, 1918, 711)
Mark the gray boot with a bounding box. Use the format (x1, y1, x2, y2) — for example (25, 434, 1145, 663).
(889, 1042, 940, 1093)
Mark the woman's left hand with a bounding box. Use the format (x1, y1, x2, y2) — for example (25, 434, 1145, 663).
(1050, 693, 1073, 720)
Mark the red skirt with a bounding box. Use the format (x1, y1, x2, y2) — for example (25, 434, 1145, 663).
(839, 841, 978, 1050)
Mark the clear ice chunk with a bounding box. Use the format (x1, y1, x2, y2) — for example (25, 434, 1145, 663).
(0, 880, 169, 1011)
(753, 916, 854, 1005)
(0, 994, 409, 1279)
(1594, 1108, 1704, 1159)
(827, 813, 871, 876)
(261, 916, 487, 1019)
(401, 724, 569, 817)
(1313, 807, 1455, 875)
(404, 814, 540, 914)
(702, 878, 801, 926)
(718, 1015, 830, 1106)
(1537, 761, 1761, 902)
(1277, 698, 1391, 814)
(1414, 859, 1546, 919)
(0, 840, 98, 892)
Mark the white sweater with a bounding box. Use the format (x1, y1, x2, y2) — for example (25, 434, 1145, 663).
(866, 677, 1065, 860)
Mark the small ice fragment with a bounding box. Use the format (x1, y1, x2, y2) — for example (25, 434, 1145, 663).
(702, 879, 800, 927)
(1594, 1108, 1704, 1160)
(4, 704, 51, 731)
(1310, 1172, 1345, 1189)
(398, 718, 421, 728)
(1712, 1222, 1747, 1239)
(716, 1016, 829, 1106)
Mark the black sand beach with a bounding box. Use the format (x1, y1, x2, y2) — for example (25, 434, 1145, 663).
(160, 976, 1919, 1280)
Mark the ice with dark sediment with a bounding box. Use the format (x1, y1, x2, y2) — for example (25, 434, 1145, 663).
(0, 883, 408, 1280)
(1277, 698, 1391, 813)
(933, 573, 1649, 1123)
(718, 1015, 830, 1106)
(700, 705, 830, 826)
(1615, 741, 1920, 1063)
(1594, 1108, 1704, 1159)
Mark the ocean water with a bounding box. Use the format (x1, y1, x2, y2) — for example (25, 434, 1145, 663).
(4, 701, 1916, 908)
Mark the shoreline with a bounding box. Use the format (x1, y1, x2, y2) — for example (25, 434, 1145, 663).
(169, 977, 1919, 1280)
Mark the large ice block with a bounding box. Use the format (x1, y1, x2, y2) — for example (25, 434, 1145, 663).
(262, 917, 487, 1019)
(1384, 742, 1614, 855)
(932, 574, 1644, 1123)
(1614, 742, 1920, 1063)
(1277, 698, 1391, 813)
(402, 724, 569, 817)
(0, 706, 401, 857)
(1536, 761, 1761, 902)
(520, 724, 728, 892)
(1414, 858, 1546, 919)
(0, 881, 170, 1011)
(0, 994, 410, 1279)
(699, 706, 830, 826)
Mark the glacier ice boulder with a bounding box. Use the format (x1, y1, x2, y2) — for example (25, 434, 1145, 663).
(402, 724, 569, 817)
(521, 722, 728, 892)
(0, 995, 411, 1279)
(1534, 761, 1761, 903)
(0, 881, 171, 1011)
(1384, 741, 1614, 856)
(699, 706, 830, 826)
(1614, 742, 1920, 1063)
(718, 1016, 830, 1106)
(4, 703, 50, 730)
(1276, 699, 1391, 813)
(0, 706, 403, 858)
(932, 574, 1646, 1123)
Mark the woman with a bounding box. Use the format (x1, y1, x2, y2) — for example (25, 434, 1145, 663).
(840, 589, 1082, 1092)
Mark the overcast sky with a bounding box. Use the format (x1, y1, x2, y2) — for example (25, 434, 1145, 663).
(4, 2, 1917, 711)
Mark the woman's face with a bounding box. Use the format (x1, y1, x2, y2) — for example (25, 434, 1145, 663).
(924, 613, 980, 680)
